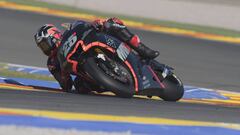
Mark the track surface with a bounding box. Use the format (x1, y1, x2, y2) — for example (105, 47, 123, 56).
(0, 89, 240, 123)
(0, 8, 240, 123)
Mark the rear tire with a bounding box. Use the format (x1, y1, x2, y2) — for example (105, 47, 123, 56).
(84, 57, 135, 98)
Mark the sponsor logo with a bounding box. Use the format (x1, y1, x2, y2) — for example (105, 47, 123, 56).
(162, 68, 168, 79)
(142, 76, 151, 89)
(112, 23, 126, 29)
(36, 31, 49, 43)
(105, 35, 117, 48)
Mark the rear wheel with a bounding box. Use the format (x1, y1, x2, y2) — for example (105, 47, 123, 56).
(83, 53, 135, 98)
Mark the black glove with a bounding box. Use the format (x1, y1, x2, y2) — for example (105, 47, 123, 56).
(91, 19, 104, 32)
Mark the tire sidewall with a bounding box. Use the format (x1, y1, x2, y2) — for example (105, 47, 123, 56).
(84, 57, 135, 98)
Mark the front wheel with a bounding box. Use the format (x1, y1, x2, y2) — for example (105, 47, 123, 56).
(161, 74, 184, 101)
(154, 69, 184, 101)
(83, 56, 135, 98)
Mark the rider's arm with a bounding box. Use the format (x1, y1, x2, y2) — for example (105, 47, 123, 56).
(47, 57, 73, 92)
(92, 18, 126, 32)
(91, 18, 139, 45)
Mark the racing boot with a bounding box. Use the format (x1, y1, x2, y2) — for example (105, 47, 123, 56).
(129, 35, 159, 59)
(136, 43, 159, 59)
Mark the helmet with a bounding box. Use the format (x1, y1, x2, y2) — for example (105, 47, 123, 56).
(34, 24, 62, 56)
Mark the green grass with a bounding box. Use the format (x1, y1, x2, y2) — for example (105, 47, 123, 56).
(0, 67, 55, 81)
(2, 0, 240, 37)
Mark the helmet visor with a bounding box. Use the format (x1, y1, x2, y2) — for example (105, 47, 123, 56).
(37, 39, 52, 56)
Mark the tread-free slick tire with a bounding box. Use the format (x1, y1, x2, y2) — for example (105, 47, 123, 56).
(160, 75, 184, 101)
(84, 57, 135, 98)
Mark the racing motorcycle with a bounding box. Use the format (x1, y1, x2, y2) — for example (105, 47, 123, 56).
(60, 27, 184, 101)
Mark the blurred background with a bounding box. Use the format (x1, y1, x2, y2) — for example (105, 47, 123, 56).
(37, 0, 240, 31)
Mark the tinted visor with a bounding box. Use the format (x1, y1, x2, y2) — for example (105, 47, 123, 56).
(37, 38, 52, 56)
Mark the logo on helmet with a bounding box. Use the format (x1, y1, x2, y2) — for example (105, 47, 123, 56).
(36, 31, 50, 43)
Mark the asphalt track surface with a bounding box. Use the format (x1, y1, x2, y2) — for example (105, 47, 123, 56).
(0, 8, 240, 123)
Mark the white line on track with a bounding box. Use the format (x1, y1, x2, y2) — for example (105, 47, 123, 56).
(0, 125, 131, 135)
(7, 63, 48, 70)
(29, 69, 42, 74)
(185, 88, 212, 93)
(0, 77, 6, 80)
(16, 68, 25, 72)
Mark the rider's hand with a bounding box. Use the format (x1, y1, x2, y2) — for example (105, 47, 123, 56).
(91, 19, 104, 32)
(103, 18, 126, 32)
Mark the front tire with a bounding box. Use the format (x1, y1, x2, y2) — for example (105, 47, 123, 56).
(160, 74, 184, 101)
(84, 57, 135, 98)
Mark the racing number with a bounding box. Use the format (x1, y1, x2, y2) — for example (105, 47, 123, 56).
(62, 33, 77, 57)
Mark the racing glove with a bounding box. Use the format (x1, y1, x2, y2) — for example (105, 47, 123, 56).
(91, 19, 105, 32)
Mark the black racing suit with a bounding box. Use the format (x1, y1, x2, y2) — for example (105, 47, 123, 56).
(47, 49, 73, 92)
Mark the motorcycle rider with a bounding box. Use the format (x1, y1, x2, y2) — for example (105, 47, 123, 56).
(34, 24, 74, 92)
(34, 18, 159, 92)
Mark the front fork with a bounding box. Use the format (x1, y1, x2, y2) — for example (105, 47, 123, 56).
(149, 60, 174, 81)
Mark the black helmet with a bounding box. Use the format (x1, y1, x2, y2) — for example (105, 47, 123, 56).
(34, 24, 62, 56)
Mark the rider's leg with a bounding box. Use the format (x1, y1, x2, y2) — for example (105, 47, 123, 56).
(113, 27, 159, 59)
(103, 18, 159, 59)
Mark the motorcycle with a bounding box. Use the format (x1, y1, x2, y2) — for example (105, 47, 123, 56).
(59, 27, 184, 101)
